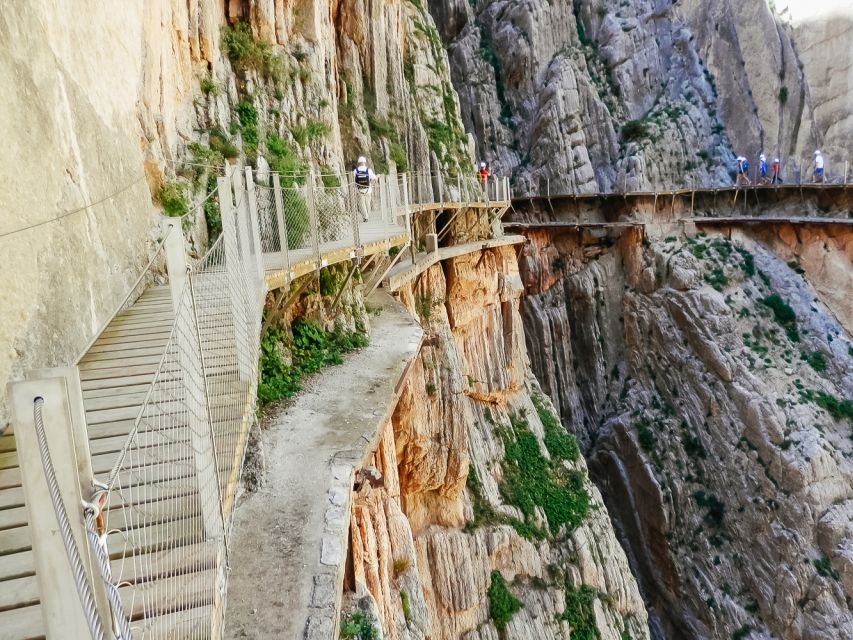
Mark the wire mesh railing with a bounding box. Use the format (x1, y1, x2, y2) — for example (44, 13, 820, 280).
(8, 164, 512, 640)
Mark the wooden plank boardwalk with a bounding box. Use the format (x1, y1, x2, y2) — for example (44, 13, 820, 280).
(0, 196, 510, 639)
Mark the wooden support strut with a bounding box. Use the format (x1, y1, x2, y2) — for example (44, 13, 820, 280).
(261, 275, 315, 335)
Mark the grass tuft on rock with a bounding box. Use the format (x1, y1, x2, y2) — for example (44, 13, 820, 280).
(562, 585, 600, 639)
(487, 571, 522, 632)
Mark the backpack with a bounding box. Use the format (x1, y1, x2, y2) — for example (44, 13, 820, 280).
(354, 166, 370, 187)
(741, 160, 748, 173)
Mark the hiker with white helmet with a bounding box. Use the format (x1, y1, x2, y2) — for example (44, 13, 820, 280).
(758, 153, 769, 185)
(771, 157, 782, 184)
(352, 156, 377, 222)
(478, 161, 490, 190)
(813, 150, 825, 183)
(736, 156, 751, 186)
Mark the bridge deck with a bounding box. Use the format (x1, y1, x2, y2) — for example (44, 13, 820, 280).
(0, 197, 507, 638)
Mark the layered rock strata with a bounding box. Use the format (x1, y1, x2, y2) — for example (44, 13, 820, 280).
(520, 224, 853, 638)
(343, 245, 650, 640)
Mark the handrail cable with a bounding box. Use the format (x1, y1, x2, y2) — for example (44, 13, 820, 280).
(31, 397, 107, 640)
(0, 174, 147, 241)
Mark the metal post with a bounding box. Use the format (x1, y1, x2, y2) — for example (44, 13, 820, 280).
(7, 377, 110, 638)
(305, 169, 321, 268)
(183, 278, 226, 541)
(348, 175, 361, 249)
(163, 217, 187, 313)
(272, 173, 290, 275)
(218, 176, 253, 381)
(244, 167, 265, 287)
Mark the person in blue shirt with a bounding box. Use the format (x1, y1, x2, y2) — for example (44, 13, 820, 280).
(736, 156, 751, 186)
(758, 154, 769, 184)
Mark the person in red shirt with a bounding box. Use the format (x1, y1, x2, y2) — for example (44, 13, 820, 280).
(478, 161, 490, 189)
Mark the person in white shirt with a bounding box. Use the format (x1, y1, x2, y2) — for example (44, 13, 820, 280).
(352, 156, 377, 222)
(813, 150, 825, 183)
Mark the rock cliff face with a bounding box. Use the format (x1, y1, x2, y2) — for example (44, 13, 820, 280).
(428, 0, 851, 192)
(520, 225, 853, 638)
(1, 0, 470, 426)
(344, 245, 650, 640)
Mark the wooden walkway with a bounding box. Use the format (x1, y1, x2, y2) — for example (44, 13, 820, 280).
(0, 198, 508, 638)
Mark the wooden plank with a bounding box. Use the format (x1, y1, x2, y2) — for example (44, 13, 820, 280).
(0, 487, 23, 510)
(130, 604, 213, 640)
(0, 450, 19, 471)
(0, 604, 43, 640)
(0, 526, 31, 556)
(0, 506, 27, 531)
(79, 363, 169, 382)
(0, 574, 40, 610)
(79, 353, 166, 370)
(84, 342, 167, 357)
(81, 373, 163, 392)
(87, 331, 171, 348)
(96, 324, 175, 339)
(0, 549, 34, 582)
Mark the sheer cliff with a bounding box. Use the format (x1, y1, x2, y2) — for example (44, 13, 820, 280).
(428, 0, 852, 192)
(519, 225, 853, 638)
(343, 245, 650, 640)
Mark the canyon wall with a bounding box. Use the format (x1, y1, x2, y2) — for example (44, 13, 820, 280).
(520, 224, 853, 638)
(0, 0, 470, 427)
(428, 0, 851, 192)
(343, 245, 650, 640)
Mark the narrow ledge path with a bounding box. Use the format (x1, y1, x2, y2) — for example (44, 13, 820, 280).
(224, 292, 423, 640)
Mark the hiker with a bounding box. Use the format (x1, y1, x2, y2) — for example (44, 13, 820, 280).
(771, 157, 782, 184)
(758, 154, 769, 184)
(736, 156, 751, 186)
(813, 150, 825, 183)
(478, 161, 490, 190)
(352, 156, 376, 222)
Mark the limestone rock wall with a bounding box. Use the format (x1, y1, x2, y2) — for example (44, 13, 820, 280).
(0, 0, 470, 427)
(427, 0, 852, 192)
(345, 246, 649, 640)
(519, 226, 853, 638)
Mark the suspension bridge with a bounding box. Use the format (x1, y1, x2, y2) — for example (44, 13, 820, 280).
(3, 170, 850, 639)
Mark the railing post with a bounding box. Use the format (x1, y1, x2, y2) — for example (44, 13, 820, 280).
(348, 175, 361, 250)
(163, 217, 187, 312)
(183, 275, 226, 542)
(244, 167, 266, 288)
(305, 169, 321, 267)
(272, 173, 290, 275)
(218, 176, 253, 381)
(7, 376, 110, 638)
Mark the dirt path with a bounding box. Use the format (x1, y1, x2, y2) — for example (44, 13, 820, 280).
(224, 292, 422, 639)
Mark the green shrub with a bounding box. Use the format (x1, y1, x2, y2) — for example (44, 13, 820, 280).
(235, 100, 259, 149)
(340, 610, 379, 639)
(499, 416, 590, 535)
(199, 74, 219, 96)
(802, 351, 827, 372)
(266, 134, 307, 179)
(814, 556, 840, 580)
(157, 181, 189, 217)
(203, 174, 221, 240)
(257, 319, 368, 404)
(209, 127, 239, 159)
(487, 571, 522, 632)
(705, 268, 728, 291)
(390, 142, 408, 172)
(736, 248, 755, 276)
(760, 294, 800, 342)
(621, 120, 650, 143)
(400, 590, 411, 621)
(635, 417, 656, 452)
(532, 394, 579, 462)
(693, 491, 725, 527)
(681, 433, 707, 459)
(222, 22, 284, 82)
(562, 585, 600, 640)
(778, 86, 788, 105)
(733, 626, 753, 640)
